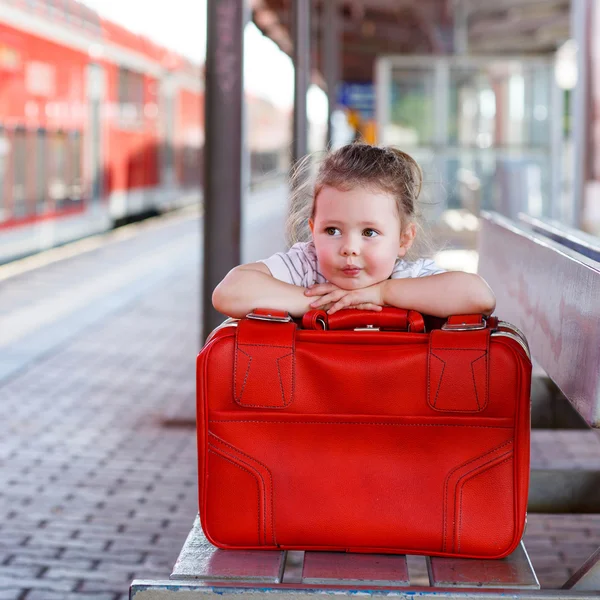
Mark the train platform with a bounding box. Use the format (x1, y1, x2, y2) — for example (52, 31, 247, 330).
(0, 206, 599, 599)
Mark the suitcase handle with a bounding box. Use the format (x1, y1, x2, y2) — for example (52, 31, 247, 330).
(302, 307, 426, 333)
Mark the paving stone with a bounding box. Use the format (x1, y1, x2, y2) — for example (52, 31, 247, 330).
(23, 535, 107, 552)
(8, 556, 93, 570)
(78, 579, 131, 594)
(0, 577, 76, 592)
(43, 568, 132, 582)
(61, 551, 144, 567)
(0, 567, 41, 580)
(26, 592, 116, 600)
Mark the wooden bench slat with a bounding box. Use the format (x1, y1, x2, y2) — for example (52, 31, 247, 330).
(302, 551, 410, 586)
(170, 516, 286, 583)
(427, 541, 539, 588)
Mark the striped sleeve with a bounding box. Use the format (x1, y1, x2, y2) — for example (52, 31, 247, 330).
(257, 242, 318, 287)
(390, 257, 446, 279)
(412, 258, 446, 277)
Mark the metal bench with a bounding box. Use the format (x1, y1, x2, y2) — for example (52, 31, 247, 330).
(130, 210, 600, 599)
(130, 513, 600, 598)
(130, 515, 547, 599)
(478, 211, 600, 591)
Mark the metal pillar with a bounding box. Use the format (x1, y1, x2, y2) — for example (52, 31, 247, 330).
(571, 0, 589, 229)
(293, 0, 310, 164)
(324, 0, 339, 148)
(202, 0, 246, 342)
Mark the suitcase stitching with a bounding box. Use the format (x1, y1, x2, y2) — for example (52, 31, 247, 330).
(207, 448, 262, 545)
(276, 351, 294, 407)
(209, 433, 277, 545)
(429, 353, 446, 408)
(456, 454, 513, 553)
(429, 350, 488, 412)
(237, 343, 293, 348)
(470, 354, 488, 410)
(442, 440, 514, 552)
(210, 421, 513, 428)
(235, 349, 295, 408)
(234, 347, 253, 404)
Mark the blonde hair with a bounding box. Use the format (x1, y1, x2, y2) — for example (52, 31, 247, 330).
(286, 143, 438, 261)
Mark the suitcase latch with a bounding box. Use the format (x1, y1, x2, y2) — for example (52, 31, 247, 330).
(441, 321, 486, 331)
(354, 324, 380, 331)
(246, 311, 293, 323)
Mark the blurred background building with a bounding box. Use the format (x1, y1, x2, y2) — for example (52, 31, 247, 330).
(0, 0, 597, 272)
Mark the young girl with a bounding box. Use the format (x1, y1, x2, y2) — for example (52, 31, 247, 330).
(212, 143, 495, 319)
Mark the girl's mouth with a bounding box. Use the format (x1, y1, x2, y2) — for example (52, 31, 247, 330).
(342, 267, 361, 276)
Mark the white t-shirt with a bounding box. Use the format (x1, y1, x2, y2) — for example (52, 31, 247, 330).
(258, 241, 445, 288)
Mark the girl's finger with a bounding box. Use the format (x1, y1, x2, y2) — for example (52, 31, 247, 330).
(327, 295, 354, 315)
(310, 290, 345, 308)
(352, 303, 382, 311)
(305, 284, 336, 296)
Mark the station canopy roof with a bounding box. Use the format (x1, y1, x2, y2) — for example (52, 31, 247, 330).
(251, 0, 571, 82)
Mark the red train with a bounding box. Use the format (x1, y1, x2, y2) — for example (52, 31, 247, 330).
(0, 0, 204, 263)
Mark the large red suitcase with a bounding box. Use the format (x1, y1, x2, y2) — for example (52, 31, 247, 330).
(196, 307, 531, 559)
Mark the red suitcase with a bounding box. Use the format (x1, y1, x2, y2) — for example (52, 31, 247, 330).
(197, 307, 531, 559)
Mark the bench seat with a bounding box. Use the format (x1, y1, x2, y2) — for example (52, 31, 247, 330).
(168, 515, 538, 589)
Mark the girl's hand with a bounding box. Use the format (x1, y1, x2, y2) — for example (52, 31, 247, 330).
(305, 282, 385, 314)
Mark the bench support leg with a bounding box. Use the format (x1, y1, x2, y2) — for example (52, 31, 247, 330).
(563, 547, 600, 591)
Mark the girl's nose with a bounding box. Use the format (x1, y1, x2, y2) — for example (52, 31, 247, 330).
(341, 240, 360, 256)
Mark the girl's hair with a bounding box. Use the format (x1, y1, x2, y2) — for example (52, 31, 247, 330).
(286, 143, 438, 261)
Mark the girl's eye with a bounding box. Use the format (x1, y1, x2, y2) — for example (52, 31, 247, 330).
(325, 227, 340, 236)
(363, 228, 379, 238)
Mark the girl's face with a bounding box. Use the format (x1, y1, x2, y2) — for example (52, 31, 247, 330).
(309, 185, 415, 290)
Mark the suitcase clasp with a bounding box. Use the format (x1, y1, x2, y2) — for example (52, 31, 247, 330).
(246, 311, 293, 323)
(354, 324, 380, 331)
(441, 318, 487, 331)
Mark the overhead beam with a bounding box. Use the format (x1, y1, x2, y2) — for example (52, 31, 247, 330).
(465, 0, 569, 11)
(470, 13, 570, 37)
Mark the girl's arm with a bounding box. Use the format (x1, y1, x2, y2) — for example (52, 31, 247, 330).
(306, 272, 496, 318)
(212, 262, 315, 318)
(381, 272, 496, 317)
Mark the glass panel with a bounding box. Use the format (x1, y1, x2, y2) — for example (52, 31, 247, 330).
(388, 68, 436, 146)
(379, 58, 558, 245)
(447, 62, 554, 220)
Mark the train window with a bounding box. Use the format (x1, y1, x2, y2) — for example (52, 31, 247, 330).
(36, 129, 47, 213)
(13, 128, 27, 218)
(0, 127, 8, 222)
(68, 131, 83, 205)
(49, 131, 67, 209)
(118, 67, 128, 106)
(118, 67, 144, 127)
